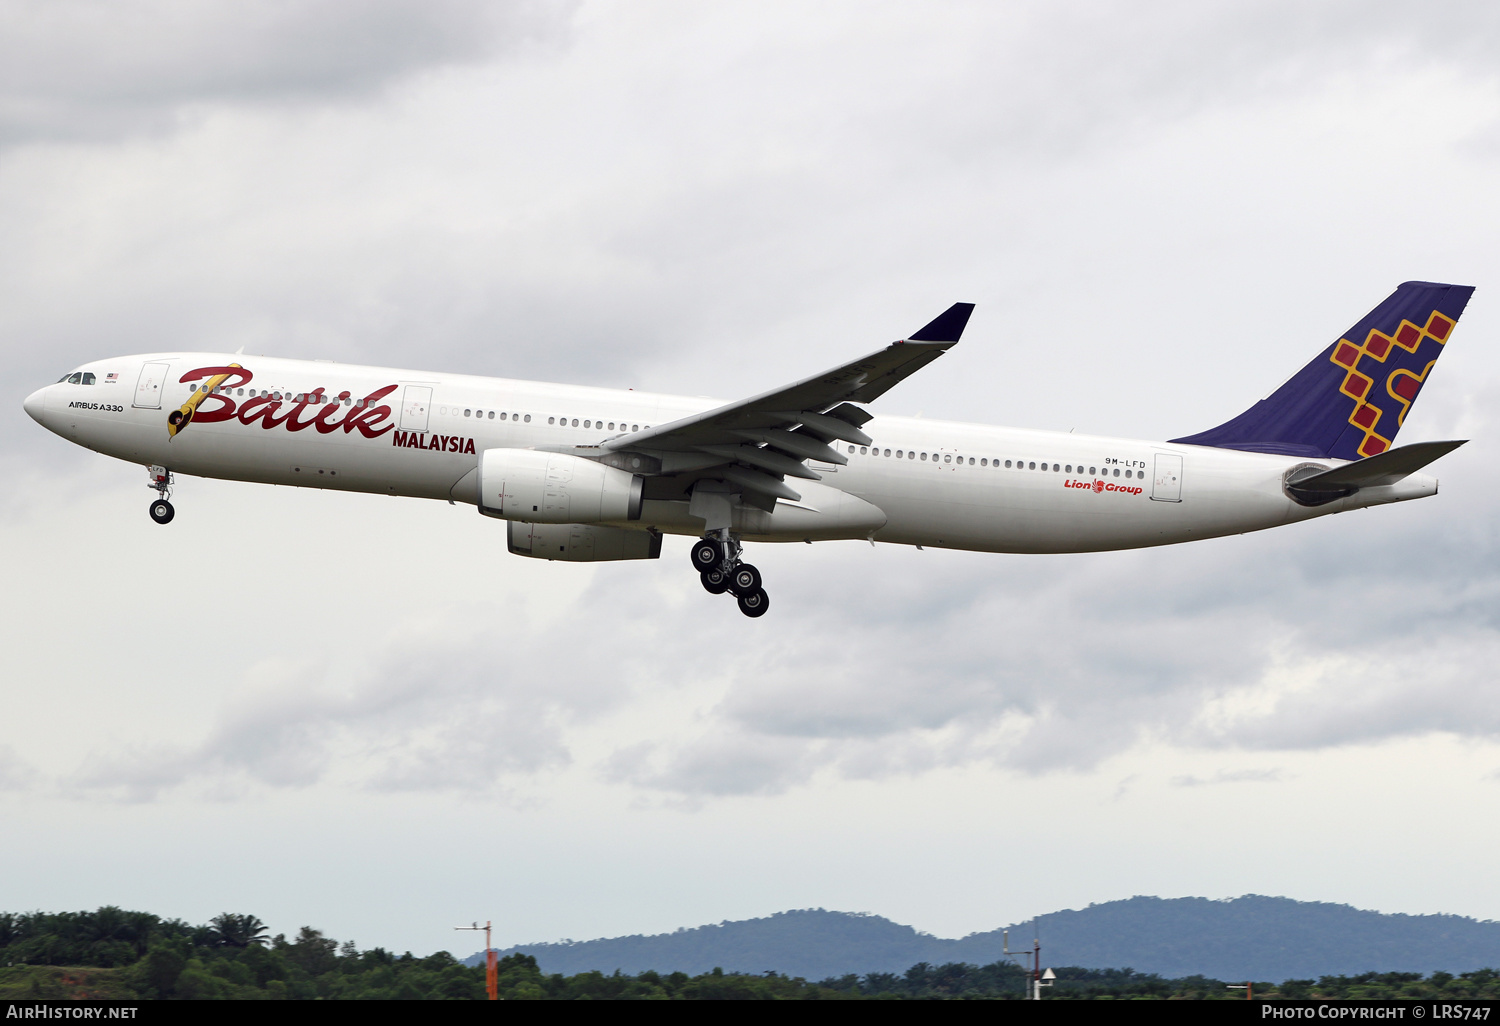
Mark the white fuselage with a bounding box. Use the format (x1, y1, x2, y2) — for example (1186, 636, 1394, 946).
(25, 352, 1438, 553)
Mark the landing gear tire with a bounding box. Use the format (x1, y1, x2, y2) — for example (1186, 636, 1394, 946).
(690, 539, 721, 572)
(149, 499, 175, 525)
(701, 568, 731, 594)
(729, 563, 762, 597)
(736, 588, 769, 617)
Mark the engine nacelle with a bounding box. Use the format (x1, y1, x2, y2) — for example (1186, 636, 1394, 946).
(478, 448, 643, 524)
(508, 522, 661, 561)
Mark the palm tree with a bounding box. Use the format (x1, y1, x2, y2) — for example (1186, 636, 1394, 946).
(209, 913, 269, 948)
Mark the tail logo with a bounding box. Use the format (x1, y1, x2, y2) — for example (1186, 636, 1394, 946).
(1329, 309, 1454, 457)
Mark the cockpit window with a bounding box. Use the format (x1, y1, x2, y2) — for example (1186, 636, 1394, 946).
(66, 372, 82, 384)
(81, 372, 96, 385)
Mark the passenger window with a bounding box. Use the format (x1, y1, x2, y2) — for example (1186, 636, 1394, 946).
(943, 454, 951, 463)
(1089, 467, 1096, 475)
(524, 415, 531, 423)
(571, 419, 579, 427)
(1113, 468, 1120, 477)
(631, 424, 639, 431)
(921, 452, 928, 461)
(584, 420, 591, 428)
(849, 445, 856, 454)
(1028, 462, 1035, 470)
(860, 446, 867, 455)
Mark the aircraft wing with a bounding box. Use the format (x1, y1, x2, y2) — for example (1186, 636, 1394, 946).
(594, 303, 974, 507)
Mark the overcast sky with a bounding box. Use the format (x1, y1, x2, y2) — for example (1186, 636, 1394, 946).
(5, 0, 1500, 958)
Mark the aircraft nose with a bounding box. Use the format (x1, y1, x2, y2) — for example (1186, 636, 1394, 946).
(23, 387, 48, 424)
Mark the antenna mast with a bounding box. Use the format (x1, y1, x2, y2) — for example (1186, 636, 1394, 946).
(455, 920, 498, 1000)
(1002, 921, 1052, 1000)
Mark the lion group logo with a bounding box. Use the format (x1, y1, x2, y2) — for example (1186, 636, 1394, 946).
(1063, 477, 1143, 497)
(1329, 308, 1454, 458)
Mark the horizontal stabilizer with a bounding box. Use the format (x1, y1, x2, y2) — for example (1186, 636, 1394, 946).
(1286, 439, 1465, 506)
(1295, 439, 1466, 490)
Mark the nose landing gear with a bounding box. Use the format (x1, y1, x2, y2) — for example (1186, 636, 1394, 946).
(693, 531, 769, 616)
(147, 465, 175, 524)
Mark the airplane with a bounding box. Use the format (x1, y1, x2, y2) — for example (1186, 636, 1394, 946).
(23, 281, 1473, 618)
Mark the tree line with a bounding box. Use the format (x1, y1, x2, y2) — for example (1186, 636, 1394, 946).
(1, 907, 1497, 1000)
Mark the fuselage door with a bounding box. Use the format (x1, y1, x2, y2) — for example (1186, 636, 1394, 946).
(400, 386, 432, 433)
(1151, 453, 1183, 502)
(133, 362, 170, 409)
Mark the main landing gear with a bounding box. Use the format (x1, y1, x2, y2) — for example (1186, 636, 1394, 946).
(147, 465, 175, 525)
(692, 533, 769, 617)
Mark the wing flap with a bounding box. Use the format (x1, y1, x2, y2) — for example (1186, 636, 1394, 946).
(729, 428, 847, 465)
(697, 444, 823, 480)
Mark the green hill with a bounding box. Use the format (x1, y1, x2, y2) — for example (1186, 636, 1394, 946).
(482, 896, 1500, 981)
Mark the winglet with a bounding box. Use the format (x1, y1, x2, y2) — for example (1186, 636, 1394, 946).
(909, 303, 976, 343)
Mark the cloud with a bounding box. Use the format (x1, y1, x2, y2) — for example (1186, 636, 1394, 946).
(0, 0, 575, 148)
(1172, 769, 1283, 787)
(69, 630, 600, 802)
(0, 744, 37, 791)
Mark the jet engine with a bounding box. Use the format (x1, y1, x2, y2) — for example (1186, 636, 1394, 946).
(478, 448, 643, 524)
(508, 521, 661, 561)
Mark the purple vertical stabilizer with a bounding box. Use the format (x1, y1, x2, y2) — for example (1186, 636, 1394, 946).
(1170, 282, 1474, 460)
